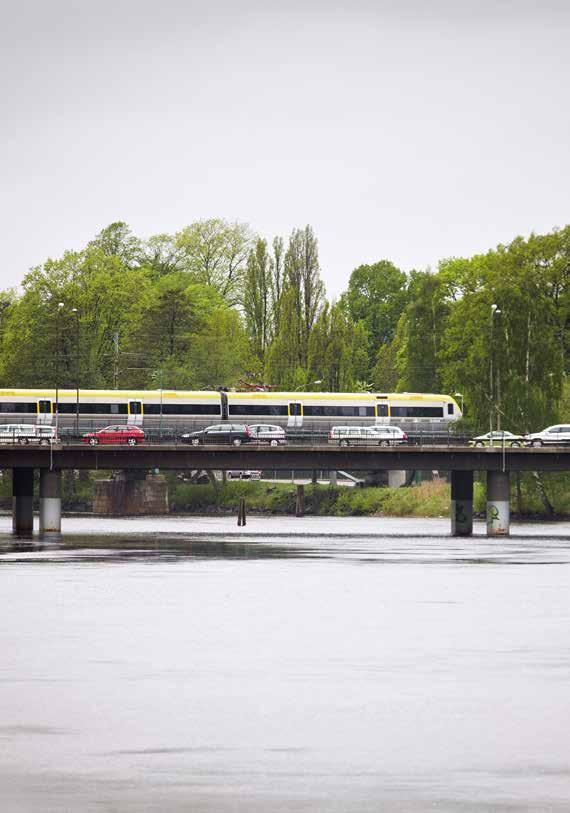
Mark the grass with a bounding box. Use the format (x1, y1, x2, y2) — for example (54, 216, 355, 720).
(168, 478, 453, 517)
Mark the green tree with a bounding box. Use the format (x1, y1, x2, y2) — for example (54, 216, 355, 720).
(284, 225, 325, 366)
(242, 239, 273, 363)
(175, 218, 253, 305)
(341, 260, 408, 374)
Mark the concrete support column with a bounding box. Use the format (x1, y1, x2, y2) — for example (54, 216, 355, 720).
(487, 470, 510, 537)
(450, 470, 473, 536)
(39, 469, 62, 534)
(329, 471, 338, 487)
(12, 468, 35, 535)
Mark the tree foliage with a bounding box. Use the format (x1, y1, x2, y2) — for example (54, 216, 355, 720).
(0, 219, 567, 436)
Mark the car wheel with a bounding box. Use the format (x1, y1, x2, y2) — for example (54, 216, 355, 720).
(532, 439, 543, 447)
(270, 439, 278, 446)
(232, 438, 242, 446)
(379, 440, 390, 447)
(40, 439, 49, 446)
(510, 441, 521, 448)
(191, 438, 201, 446)
(339, 439, 349, 447)
(18, 438, 28, 445)
(89, 437, 98, 446)
(127, 437, 137, 446)
(475, 441, 484, 447)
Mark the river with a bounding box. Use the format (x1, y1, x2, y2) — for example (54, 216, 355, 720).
(1, 515, 570, 812)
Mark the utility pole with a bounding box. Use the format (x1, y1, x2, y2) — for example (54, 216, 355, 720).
(490, 304, 501, 444)
(113, 332, 119, 389)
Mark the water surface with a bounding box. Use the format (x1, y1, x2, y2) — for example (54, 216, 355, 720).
(1, 516, 570, 811)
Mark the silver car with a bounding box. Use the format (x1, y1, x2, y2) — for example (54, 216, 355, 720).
(248, 424, 287, 446)
(525, 424, 570, 447)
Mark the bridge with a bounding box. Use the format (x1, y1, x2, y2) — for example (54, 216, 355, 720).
(3, 443, 570, 538)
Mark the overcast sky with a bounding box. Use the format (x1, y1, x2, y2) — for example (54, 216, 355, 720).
(1, 0, 569, 297)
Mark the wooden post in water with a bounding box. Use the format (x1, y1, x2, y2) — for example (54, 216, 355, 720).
(237, 497, 247, 526)
(296, 484, 305, 517)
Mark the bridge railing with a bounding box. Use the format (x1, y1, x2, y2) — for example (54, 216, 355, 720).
(33, 424, 474, 447)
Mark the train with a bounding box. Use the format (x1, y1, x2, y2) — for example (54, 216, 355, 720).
(0, 389, 462, 434)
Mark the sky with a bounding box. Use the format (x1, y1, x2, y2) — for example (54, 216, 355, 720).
(1, 0, 569, 297)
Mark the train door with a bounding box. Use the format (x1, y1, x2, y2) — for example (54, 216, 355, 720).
(127, 400, 143, 425)
(376, 401, 389, 424)
(37, 399, 53, 425)
(288, 401, 303, 428)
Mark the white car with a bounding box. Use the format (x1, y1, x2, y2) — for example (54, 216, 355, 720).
(525, 424, 570, 447)
(227, 470, 262, 480)
(469, 431, 524, 448)
(248, 424, 287, 446)
(0, 424, 57, 445)
(328, 425, 408, 446)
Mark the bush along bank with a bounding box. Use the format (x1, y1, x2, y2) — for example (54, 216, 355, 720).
(168, 475, 570, 519)
(0, 470, 568, 519)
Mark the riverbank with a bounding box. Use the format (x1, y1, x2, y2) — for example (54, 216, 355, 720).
(168, 476, 570, 519)
(1, 471, 569, 518)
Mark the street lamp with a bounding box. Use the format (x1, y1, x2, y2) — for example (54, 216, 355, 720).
(55, 301, 64, 437)
(71, 308, 80, 435)
(490, 304, 501, 443)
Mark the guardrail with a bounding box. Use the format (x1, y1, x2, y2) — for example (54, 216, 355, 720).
(0, 431, 561, 449)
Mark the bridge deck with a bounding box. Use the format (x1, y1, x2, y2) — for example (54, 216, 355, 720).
(0, 444, 569, 471)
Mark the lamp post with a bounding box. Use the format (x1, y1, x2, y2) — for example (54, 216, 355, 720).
(490, 304, 501, 444)
(71, 308, 80, 435)
(55, 301, 64, 437)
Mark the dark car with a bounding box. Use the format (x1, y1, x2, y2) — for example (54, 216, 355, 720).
(82, 425, 145, 446)
(182, 424, 253, 446)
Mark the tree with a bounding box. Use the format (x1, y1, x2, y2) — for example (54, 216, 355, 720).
(174, 218, 254, 305)
(122, 276, 214, 388)
(189, 307, 252, 388)
(144, 234, 187, 277)
(270, 236, 285, 329)
(242, 239, 273, 363)
(306, 304, 370, 392)
(341, 260, 408, 375)
(88, 222, 144, 269)
(264, 287, 304, 389)
(284, 225, 325, 366)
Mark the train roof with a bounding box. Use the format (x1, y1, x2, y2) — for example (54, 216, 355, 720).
(0, 389, 457, 402)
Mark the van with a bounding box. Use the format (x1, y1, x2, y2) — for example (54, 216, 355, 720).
(0, 424, 57, 445)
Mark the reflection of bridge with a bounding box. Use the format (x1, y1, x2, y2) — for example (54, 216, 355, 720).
(4, 444, 570, 538)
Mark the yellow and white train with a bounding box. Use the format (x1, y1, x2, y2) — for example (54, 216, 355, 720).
(0, 389, 462, 431)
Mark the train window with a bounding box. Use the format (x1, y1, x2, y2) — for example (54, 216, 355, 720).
(447, 403, 454, 415)
(38, 400, 52, 414)
(58, 404, 77, 414)
(377, 403, 389, 417)
(0, 402, 36, 413)
(391, 406, 444, 418)
(129, 401, 142, 415)
(79, 403, 114, 414)
(144, 403, 220, 415)
(305, 405, 373, 417)
(229, 404, 288, 416)
(289, 402, 302, 417)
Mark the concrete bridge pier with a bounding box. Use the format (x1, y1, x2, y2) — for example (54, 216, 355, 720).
(12, 467, 35, 535)
(450, 470, 473, 536)
(487, 471, 510, 537)
(39, 469, 62, 535)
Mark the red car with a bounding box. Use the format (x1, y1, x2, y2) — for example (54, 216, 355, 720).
(82, 425, 145, 446)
